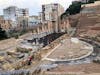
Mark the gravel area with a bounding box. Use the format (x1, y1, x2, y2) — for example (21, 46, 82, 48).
(49, 63, 100, 74)
(47, 39, 93, 60)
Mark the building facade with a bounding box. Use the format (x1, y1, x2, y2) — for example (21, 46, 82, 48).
(28, 16, 40, 29)
(3, 6, 29, 29)
(42, 3, 64, 21)
(42, 3, 64, 33)
(17, 16, 28, 31)
(38, 12, 44, 23)
(0, 16, 12, 31)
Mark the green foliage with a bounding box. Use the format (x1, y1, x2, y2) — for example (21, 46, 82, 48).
(60, 0, 98, 19)
(60, 12, 68, 20)
(16, 47, 30, 53)
(88, 0, 95, 3)
(81, 0, 98, 4)
(60, 2, 81, 20)
(8, 29, 28, 38)
(67, 2, 81, 15)
(93, 59, 100, 63)
(14, 34, 19, 39)
(0, 28, 7, 40)
(19, 29, 28, 36)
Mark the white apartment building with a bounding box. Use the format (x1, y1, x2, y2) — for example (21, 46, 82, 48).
(42, 3, 64, 32)
(3, 6, 29, 28)
(42, 3, 64, 22)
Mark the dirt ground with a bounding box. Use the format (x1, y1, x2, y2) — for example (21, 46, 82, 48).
(49, 63, 100, 74)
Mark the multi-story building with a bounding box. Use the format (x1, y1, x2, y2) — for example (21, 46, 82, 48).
(3, 6, 29, 29)
(42, 3, 64, 21)
(17, 16, 28, 31)
(28, 16, 40, 29)
(38, 12, 43, 23)
(42, 3, 64, 32)
(0, 16, 12, 31)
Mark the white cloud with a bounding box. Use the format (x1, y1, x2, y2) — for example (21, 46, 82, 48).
(0, 0, 74, 15)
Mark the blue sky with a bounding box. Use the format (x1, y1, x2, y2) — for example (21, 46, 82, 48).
(0, 0, 74, 16)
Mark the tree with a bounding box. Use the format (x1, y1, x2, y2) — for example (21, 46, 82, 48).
(67, 2, 81, 15)
(88, 0, 95, 3)
(0, 28, 7, 40)
(60, 12, 69, 20)
(60, 2, 81, 19)
(60, 1, 82, 19)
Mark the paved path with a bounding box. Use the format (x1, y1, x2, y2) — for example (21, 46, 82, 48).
(42, 44, 61, 61)
(43, 38, 93, 62)
(28, 43, 61, 74)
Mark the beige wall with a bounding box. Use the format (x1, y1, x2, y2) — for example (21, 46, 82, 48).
(82, 1, 100, 8)
(33, 18, 71, 34)
(0, 17, 11, 31)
